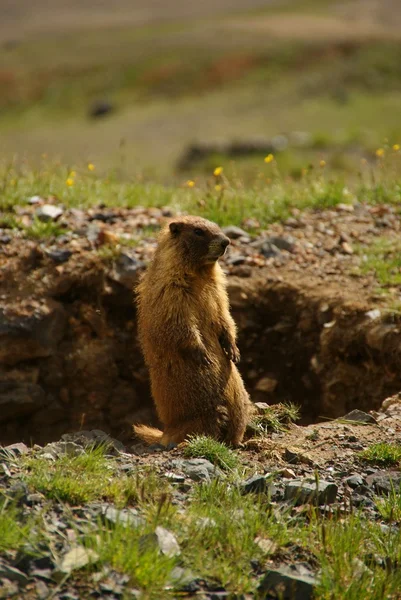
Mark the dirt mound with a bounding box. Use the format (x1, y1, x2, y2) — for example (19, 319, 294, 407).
(1, 203, 401, 445)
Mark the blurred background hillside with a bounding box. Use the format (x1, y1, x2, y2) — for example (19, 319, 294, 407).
(1, 0, 401, 181)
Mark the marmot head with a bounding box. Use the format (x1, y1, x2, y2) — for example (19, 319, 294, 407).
(167, 216, 230, 269)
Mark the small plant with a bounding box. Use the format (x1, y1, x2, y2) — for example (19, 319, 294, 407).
(22, 447, 169, 506)
(97, 243, 122, 263)
(24, 217, 66, 240)
(184, 435, 239, 471)
(359, 443, 401, 467)
(251, 402, 301, 435)
(375, 482, 401, 523)
(0, 213, 20, 229)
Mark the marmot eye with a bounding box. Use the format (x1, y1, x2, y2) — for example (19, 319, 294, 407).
(194, 228, 204, 237)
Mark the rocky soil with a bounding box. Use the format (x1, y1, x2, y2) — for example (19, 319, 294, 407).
(1, 198, 401, 444)
(0, 398, 400, 599)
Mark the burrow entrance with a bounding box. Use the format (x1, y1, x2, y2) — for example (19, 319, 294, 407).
(1, 265, 400, 446)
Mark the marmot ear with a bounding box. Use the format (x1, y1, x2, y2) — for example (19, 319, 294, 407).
(169, 221, 182, 235)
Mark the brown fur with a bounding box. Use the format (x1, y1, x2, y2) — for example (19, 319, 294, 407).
(133, 215, 254, 447)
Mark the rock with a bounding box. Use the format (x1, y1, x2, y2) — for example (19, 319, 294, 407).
(345, 474, 364, 489)
(258, 564, 317, 600)
(60, 430, 126, 454)
(109, 252, 144, 289)
(56, 547, 99, 575)
(101, 505, 145, 528)
(44, 248, 72, 263)
(0, 442, 29, 460)
(139, 527, 180, 558)
(168, 566, 198, 591)
(0, 560, 29, 585)
(35, 204, 63, 222)
(0, 580, 19, 597)
(172, 458, 222, 482)
(254, 537, 277, 554)
(365, 309, 381, 320)
(0, 300, 66, 365)
(35, 580, 49, 600)
(88, 99, 114, 119)
(366, 471, 401, 494)
(226, 255, 247, 266)
(284, 480, 338, 505)
(258, 241, 281, 258)
(41, 441, 84, 459)
(341, 409, 377, 424)
(0, 382, 46, 422)
(241, 474, 275, 495)
(254, 402, 270, 413)
(28, 195, 43, 205)
(267, 236, 295, 252)
(222, 226, 248, 239)
(255, 377, 277, 393)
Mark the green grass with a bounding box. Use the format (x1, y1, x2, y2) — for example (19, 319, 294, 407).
(250, 402, 301, 435)
(2, 447, 401, 598)
(22, 446, 170, 506)
(0, 501, 39, 553)
(356, 238, 401, 287)
(184, 436, 240, 471)
(359, 443, 401, 467)
(375, 484, 401, 523)
(2, 157, 401, 235)
(24, 216, 66, 240)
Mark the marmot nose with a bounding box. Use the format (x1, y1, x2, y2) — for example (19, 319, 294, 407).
(220, 236, 230, 249)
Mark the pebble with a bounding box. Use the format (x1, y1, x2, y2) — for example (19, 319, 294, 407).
(35, 204, 64, 222)
(284, 480, 338, 505)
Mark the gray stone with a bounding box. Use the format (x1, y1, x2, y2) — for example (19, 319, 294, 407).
(139, 527, 180, 558)
(44, 248, 72, 263)
(0, 560, 29, 585)
(267, 235, 296, 252)
(109, 252, 144, 289)
(0, 442, 29, 460)
(258, 565, 317, 600)
(366, 471, 401, 495)
(222, 225, 248, 239)
(284, 480, 338, 505)
(345, 474, 364, 489)
(101, 505, 145, 528)
(258, 241, 281, 258)
(35, 204, 64, 222)
(0, 300, 66, 365)
(56, 547, 99, 575)
(41, 441, 84, 459)
(172, 458, 222, 482)
(241, 474, 275, 495)
(0, 382, 46, 422)
(341, 409, 377, 424)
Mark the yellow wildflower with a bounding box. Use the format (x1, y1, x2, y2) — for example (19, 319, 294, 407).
(301, 168, 308, 177)
(215, 184, 222, 192)
(213, 166, 223, 177)
(186, 180, 195, 188)
(66, 178, 74, 187)
(375, 148, 385, 158)
(319, 160, 326, 168)
(264, 154, 274, 164)
(88, 163, 95, 171)
(393, 144, 400, 152)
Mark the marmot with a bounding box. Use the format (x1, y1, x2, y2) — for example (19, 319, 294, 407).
(133, 215, 254, 447)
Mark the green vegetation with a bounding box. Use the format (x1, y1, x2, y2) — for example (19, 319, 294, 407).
(184, 436, 239, 471)
(359, 443, 401, 467)
(356, 238, 401, 288)
(1, 447, 401, 598)
(375, 483, 401, 523)
(24, 216, 66, 240)
(251, 402, 301, 435)
(22, 446, 169, 506)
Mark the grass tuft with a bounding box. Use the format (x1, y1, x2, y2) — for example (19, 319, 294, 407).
(24, 217, 66, 240)
(22, 447, 169, 506)
(251, 402, 301, 435)
(359, 443, 401, 467)
(184, 436, 239, 471)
